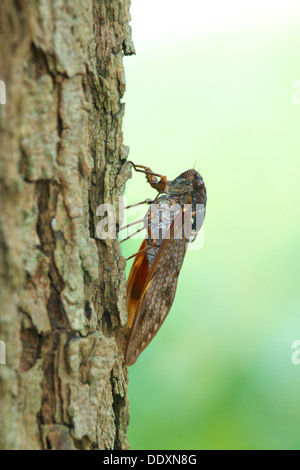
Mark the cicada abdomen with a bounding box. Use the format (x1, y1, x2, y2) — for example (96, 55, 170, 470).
(122, 164, 207, 366)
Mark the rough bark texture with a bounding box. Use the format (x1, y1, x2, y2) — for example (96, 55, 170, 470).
(0, 0, 134, 450)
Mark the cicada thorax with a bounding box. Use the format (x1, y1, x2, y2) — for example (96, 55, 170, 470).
(124, 164, 207, 366)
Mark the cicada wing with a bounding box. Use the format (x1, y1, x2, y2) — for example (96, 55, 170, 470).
(125, 210, 192, 366)
(126, 239, 150, 328)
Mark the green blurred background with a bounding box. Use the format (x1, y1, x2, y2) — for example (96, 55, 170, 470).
(122, 0, 300, 450)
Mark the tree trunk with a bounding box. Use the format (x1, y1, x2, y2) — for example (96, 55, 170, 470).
(0, 0, 134, 450)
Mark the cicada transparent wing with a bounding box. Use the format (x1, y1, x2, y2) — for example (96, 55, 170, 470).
(125, 208, 193, 366)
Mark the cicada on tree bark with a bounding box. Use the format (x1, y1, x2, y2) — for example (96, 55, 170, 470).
(120, 163, 207, 366)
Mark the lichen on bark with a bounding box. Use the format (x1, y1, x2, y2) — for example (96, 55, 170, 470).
(0, 0, 135, 450)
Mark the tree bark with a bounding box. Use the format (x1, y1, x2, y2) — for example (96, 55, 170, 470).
(0, 0, 134, 450)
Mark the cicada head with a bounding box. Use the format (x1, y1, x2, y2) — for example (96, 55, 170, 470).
(173, 169, 207, 236)
(169, 169, 207, 206)
(191, 172, 207, 207)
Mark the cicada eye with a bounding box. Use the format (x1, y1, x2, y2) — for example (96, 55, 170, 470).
(193, 178, 204, 190)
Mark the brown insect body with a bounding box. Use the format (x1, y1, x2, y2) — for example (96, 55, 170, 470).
(125, 165, 207, 366)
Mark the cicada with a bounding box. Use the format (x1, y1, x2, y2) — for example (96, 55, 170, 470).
(121, 163, 207, 366)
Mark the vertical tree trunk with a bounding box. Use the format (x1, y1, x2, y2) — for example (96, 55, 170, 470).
(0, 0, 134, 450)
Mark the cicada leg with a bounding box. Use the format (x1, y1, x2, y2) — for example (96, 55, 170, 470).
(118, 205, 153, 243)
(119, 226, 145, 244)
(124, 198, 154, 210)
(118, 216, 149, 233)
(128, 161, 169, 194)
(125, 239, 157, 261)
(120, 161, 168, 259)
